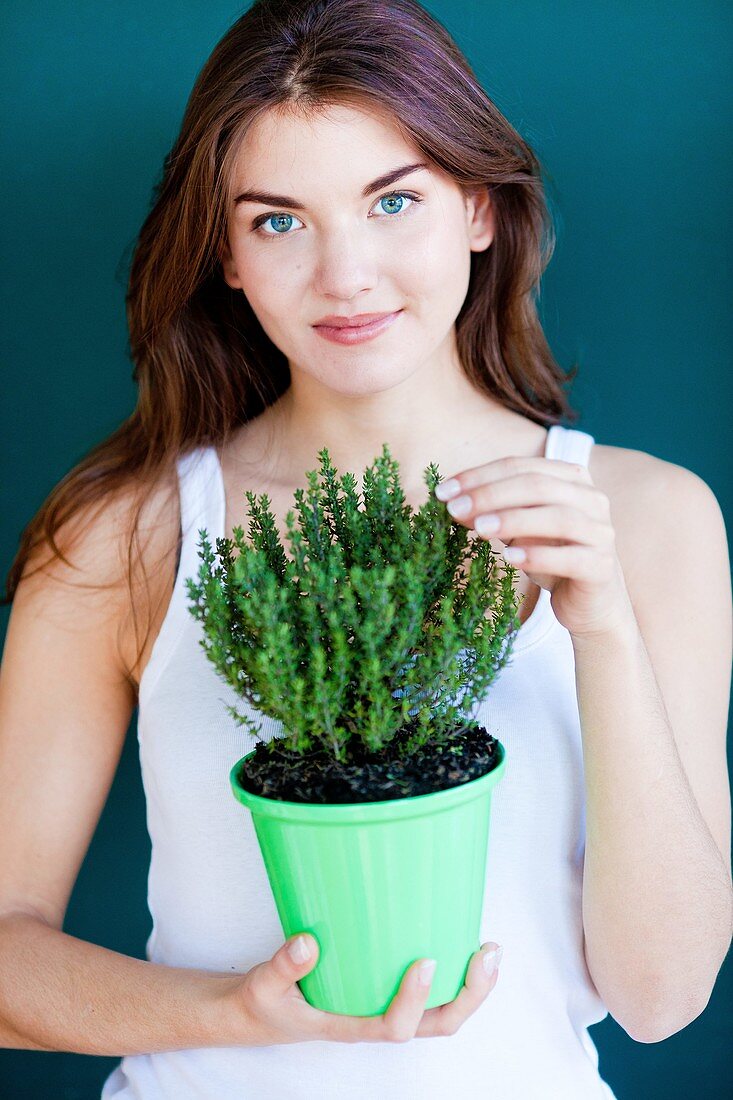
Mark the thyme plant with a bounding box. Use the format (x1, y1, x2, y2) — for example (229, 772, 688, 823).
(185, 444, 522, 765)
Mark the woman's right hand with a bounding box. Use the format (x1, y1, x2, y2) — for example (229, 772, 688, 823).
(218, 933, 502, 1046)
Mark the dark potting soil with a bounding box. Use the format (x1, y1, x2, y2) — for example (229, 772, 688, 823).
(236, 723, 500, 804)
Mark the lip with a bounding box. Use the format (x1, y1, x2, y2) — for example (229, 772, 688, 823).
(313, 310, 403, 345)
(313, 311, 399, 328)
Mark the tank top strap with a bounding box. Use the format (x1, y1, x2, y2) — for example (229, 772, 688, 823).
(544, 424, 595, 468)
(138, 446, 224, 706)
(177, 445, 224, 558)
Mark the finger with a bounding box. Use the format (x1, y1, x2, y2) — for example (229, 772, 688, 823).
(266, 935, 320, 995)
(416, 943, 502, 1038)
(443, 475, 606, 527)
(498, 542, 619, 582)
(380, 957, 438, 1042)
(437, 456, 594, 496)
(473, 505, 612, 548)
(312, 956, 438, 1044)
(245, 934, 339, 1044)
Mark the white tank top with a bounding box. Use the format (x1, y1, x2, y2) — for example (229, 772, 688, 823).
(101, 424, 618, 1099)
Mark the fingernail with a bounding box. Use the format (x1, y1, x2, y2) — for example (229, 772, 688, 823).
(483, 945, 503, 975)
(502, 546, 526, 564)
(447, 494, 472, 518)
(475, 513, 501, 536)
(435, 479, 461, 501)
(288, 935, 311, 963)
(418, 959, 437, 986)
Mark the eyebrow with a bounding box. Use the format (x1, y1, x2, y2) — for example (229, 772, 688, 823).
(232, 161, 429, 208)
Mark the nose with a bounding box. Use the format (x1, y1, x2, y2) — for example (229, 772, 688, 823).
(312, 227, 379, 301)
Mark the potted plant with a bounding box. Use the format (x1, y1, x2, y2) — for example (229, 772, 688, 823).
(185, 444, 522, 1016)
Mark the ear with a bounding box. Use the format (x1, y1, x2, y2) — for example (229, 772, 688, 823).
(465, 186, 494, 253)
(220, 241, 243, 290)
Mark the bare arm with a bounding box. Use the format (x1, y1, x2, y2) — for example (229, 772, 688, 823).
(0, 912, 235, 1055)
(577, 462, 733, 1044)
(0, 481, 234, 1055)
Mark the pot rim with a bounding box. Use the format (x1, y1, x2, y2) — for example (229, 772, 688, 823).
(229, 739, 506, 824)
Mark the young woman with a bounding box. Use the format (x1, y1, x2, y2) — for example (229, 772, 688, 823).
(1, 1, 730, 1097)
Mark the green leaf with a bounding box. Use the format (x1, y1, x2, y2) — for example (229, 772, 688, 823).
(183, 444, 522, 760)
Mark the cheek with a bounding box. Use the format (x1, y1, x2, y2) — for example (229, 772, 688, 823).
(236, 249, 304, 333)
(402, 219, 471, 320)
(228, 263, 295, 353)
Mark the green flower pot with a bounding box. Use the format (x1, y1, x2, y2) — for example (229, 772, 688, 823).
(230, 739, 506, 1016)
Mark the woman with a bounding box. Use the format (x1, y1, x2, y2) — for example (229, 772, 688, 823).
(1, 1, 730, 1097)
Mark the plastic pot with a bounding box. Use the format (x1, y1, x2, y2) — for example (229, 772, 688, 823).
(230, 738, 506, 1016)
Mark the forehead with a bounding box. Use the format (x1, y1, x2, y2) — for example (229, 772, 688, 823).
(231, 101, 423, 182)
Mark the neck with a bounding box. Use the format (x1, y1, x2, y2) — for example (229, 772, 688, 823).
(253, 344, 526, 499)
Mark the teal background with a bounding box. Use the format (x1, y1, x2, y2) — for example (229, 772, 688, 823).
(1, 1, 731, 1096)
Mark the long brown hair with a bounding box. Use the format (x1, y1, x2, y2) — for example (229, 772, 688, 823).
(3, 0, 580, 686)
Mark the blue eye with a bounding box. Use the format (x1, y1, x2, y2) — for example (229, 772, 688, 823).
(255, 211, 304, 236)
(374, 192, 413, 216)
(251, 190, 422, 239)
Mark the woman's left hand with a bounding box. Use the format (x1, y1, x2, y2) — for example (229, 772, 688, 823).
(434, 456, 636, 639)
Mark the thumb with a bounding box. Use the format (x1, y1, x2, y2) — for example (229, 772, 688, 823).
(274, 934, 319, 983)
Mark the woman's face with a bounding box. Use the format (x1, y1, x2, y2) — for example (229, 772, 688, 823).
(221, 102, 494, 397)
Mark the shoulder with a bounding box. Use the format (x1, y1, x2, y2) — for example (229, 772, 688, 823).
(588, 441, 726, 586)
(589, 440, 721, 518)
(19, 469, 177, 595)
(72, 468, 180, 586)
(35, 466, 181, 687)
(10, 466, 181, 703)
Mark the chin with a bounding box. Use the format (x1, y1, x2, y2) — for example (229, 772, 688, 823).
(314, 359, 423, 393)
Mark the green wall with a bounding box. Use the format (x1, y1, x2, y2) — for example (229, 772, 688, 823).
(1, 2, 731, 1096)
